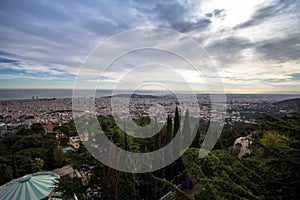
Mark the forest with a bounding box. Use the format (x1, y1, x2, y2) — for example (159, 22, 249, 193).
(0, 110, 299, 200)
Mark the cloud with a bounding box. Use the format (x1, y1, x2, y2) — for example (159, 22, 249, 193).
(255, 35, 300, 62)
(205, 36, 253, 65)
(206, 9, 226, 20)
(0, 58, 19, 64)
(0, 0, 299, 92)
(0, 0, 147, 80)
(234, 0, 299, 29)
(132, 0, 211, 32)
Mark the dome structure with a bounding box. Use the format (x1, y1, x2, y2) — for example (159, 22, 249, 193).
(0, 171, 59, 200)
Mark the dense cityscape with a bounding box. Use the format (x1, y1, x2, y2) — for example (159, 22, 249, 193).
(1, 94, 299, 135)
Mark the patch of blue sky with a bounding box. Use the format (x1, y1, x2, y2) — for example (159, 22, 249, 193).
(290, 73, 300, 80)
(0, 57, 19, 63)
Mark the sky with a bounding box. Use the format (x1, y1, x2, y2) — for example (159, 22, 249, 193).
(0, 0, 299, 93)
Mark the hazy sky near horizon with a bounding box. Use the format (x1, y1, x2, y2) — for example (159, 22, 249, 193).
(0, 0, 299, 93)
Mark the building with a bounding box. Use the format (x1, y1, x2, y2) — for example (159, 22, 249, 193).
(0, 171, 59, 200)
(52, 165, 81, 180)
(68, 136, 81, 149)
(233, 135, 253, 158)
(44, 123, 55, 133)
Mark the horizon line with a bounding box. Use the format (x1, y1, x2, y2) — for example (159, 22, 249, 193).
(0, 88, 299, 95)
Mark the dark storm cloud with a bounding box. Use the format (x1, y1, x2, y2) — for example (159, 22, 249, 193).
(235, 0, 300, 29)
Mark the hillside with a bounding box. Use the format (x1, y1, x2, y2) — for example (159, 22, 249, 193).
(273, 98, 300, 110)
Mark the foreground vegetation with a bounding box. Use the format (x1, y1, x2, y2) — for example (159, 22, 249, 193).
(0, 111, 299, 199)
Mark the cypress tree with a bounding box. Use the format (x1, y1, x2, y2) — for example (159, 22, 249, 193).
(13, 156, 19, 178)
(173, 106, 180, 137)
(115, 171, 136, 200)
(191, 123, 201, 148)
(123, 117, 128, 151)
(115, 118, 137, 200)
(176, 109, 190, 172)
(166, 115, 173, 144)
(165, 114, 176, 180)
(154, 117, 160, 150)
(182, 109, 191, 140)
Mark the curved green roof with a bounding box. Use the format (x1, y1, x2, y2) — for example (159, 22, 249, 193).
(0, 171, 59, 200)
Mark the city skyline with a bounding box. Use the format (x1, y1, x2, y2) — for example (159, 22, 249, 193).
(0, 0, 299, 93)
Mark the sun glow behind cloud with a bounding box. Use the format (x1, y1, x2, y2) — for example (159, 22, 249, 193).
(210, 0, 271, 26)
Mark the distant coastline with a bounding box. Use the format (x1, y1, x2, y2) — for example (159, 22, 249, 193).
(0, 89, 300, 101)
(0, 89, 171, 100)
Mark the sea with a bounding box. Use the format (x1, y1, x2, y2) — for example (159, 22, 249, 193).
(0, 89, 170, 100)
(0, 89, 299, 101)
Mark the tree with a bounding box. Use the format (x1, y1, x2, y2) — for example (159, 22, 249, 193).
(166, 115, 173, 143)
(56, 177, 87, 200)
(11, 134, 43, 152)
(257, 131, 300, 199)
(0, 163, 13, 185)
(12, 156, 19, 177)
(173, 106, 180, 137)
(33, 157, 44, 171)
(53, 147, 65, 167)
(136, 173, 157, 200)
(123, 117, 129, 151)
(260, 131, 289, 148)
(115, 171, 137, 200)
(154, 117, 161, 150)
(55, 121, 77, 137)
(1, 134, 22, 150)
(172, 106, 185, 171)
(164, 114, 177, 180)
(191, 123, 200, 148)
(182, 109, 191, 145)
(30, 123, 45, 134)
(182, 149, 263, 200)
(180, 113, 300, 200)
(16, 127, 35, 136)
(115, 123, 137, 200)
(43, 148, 57, 170)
